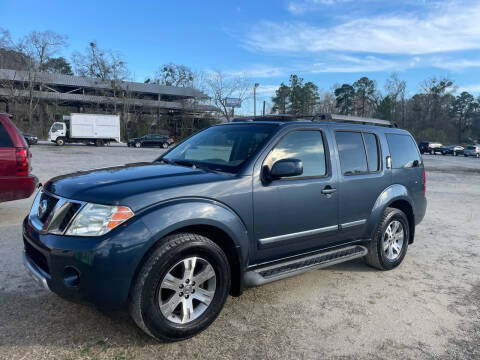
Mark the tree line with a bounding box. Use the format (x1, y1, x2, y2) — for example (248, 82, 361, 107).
(0, 28, 253, 138)
(271, 74, 480, 144)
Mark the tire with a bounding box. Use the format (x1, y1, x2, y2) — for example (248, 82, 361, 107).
(129, 233, 231, 342)
(454, 151, 457, 156)
(365, 207, 409, 270)
(95, 139, 104, 147)
(135, 142, 141, 148)
(430, 149, 435, 155)
(162, 142, 168, 149)
(56, 137, 65, 146)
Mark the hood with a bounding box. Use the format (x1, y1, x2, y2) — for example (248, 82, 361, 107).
(44, 162, 230, 207)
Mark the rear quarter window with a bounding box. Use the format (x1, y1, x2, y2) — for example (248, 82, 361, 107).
(0, 121, 14, 147)
(386, 133, 421, 168)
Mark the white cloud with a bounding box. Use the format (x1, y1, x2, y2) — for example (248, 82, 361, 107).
(311, 55, 407, 73)
(229, 55, 415, 77)
(226, 64, 287, 78)
(455, 84, 480, 93)
(430, 58, 480, 71)
(244, 1, 480, 55)
(255, 84, 280, 95)
(287, 0, 349, 14)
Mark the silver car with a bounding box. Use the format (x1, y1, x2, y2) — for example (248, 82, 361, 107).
(464, 145, 480, 158)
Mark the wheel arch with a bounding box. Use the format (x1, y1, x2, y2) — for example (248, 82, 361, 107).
(367, 184, 415, 244)
(129, 200, 248, 299)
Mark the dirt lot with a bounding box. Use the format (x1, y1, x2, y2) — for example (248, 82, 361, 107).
(0, 145, 479, 360)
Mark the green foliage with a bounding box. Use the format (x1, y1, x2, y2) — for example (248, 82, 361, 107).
(416, 128, 448, 144)
(353, 77, 377, 116)
(271, 75, 320, 116)
(334, 84, 355, 115)
(156, 63, 194, 87)
(376, 96, 393, 121)
(271, 83, 290, 114)
(41, 56, 73, 75)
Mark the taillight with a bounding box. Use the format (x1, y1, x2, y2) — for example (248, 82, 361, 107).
(422, 169, 426, 197)
(15, 147, 29, 176)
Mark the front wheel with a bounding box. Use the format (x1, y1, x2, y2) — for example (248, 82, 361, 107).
(365, 207, 409, 270)
(56, 137, 65, 146)
(162, 142, 168, 149)
(135, 142, 141, 148)
(129, 233, 231, 342)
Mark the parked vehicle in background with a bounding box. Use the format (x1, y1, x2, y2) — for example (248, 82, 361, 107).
(418, 141, 443, 154)
(127, 134, 174, 148)
(22, 132, 38, 145)
(23, 114, 426, 341)
(463, 145, 480, 158)
(0, 113, 38, 202)
(440, 145, 464, 156)
(48, 113, 120, 146)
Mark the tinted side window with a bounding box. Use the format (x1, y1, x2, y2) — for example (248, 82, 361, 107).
(364, 133, 380, 172)
(336, 131, 368, 175)
(0, 121, 13, 147)
(386, 134, 421, 168)
(266, 130, 326, 177)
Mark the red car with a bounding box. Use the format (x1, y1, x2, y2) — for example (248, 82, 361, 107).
(0, 113, 38, 202)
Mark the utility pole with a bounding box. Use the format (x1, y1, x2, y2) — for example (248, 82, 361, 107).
(253, 83, 259, 117)
(263, 100, 266, 116)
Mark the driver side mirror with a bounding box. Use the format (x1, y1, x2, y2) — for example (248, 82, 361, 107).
(264, 158, 303, 181)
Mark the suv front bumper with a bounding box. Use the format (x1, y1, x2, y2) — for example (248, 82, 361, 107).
(22, 215, 153, 309)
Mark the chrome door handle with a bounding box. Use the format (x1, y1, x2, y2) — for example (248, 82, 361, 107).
(321, 187, 337, 195)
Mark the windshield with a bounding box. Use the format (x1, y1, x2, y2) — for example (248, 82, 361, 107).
(160, 124, 277, 173)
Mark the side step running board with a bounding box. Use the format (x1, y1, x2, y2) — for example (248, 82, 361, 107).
(244, 245, 368, 287)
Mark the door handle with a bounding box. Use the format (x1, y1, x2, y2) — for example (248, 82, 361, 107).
(321, 186, 337, 195)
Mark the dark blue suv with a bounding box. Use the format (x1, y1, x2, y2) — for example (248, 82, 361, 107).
(23, 115, 426, 341)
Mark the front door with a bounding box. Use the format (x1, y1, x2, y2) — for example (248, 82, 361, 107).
(253, 128, 339, 263)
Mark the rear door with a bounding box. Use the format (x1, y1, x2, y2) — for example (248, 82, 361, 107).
(334, 129, 390, 241)
(253, 126, 339, 262)
(385, 133, 424, 206)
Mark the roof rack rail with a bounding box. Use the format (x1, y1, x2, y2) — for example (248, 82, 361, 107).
(231, 114, 297, 122)
(314, 113, 397, 128)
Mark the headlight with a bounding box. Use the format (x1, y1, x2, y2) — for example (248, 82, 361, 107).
(65, 203, 134, 236)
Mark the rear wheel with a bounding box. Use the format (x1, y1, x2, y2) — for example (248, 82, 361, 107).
(129, 233, 230, 342)
(55, 137, 65, 146)
(95, 139, 104, 147)
(365, 207, 409, 270)
(430, 149, 435, 155)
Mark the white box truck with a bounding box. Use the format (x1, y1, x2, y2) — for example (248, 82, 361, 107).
(48, 113, 121, 146)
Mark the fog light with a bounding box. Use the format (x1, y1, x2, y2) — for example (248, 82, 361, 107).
(63, 267, 80, 287)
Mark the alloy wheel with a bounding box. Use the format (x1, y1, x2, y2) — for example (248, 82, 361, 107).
(158, 257, 216, 324)
(383, 220, 405, 261)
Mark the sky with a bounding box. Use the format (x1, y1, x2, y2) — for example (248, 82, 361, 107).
(2, 0, 480, 115)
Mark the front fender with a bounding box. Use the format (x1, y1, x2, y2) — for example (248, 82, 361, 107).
(365, 184, 412, 238)
(138, 198, 249, 266)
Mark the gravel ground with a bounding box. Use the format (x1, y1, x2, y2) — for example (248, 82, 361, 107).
(0, 144, 479, 360)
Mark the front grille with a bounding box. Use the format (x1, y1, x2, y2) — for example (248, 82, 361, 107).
(32, 191, 84, 234)
(38, 192, 58, 222)
(24, 239, 49, 274)
(58, 202, 82, 232)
